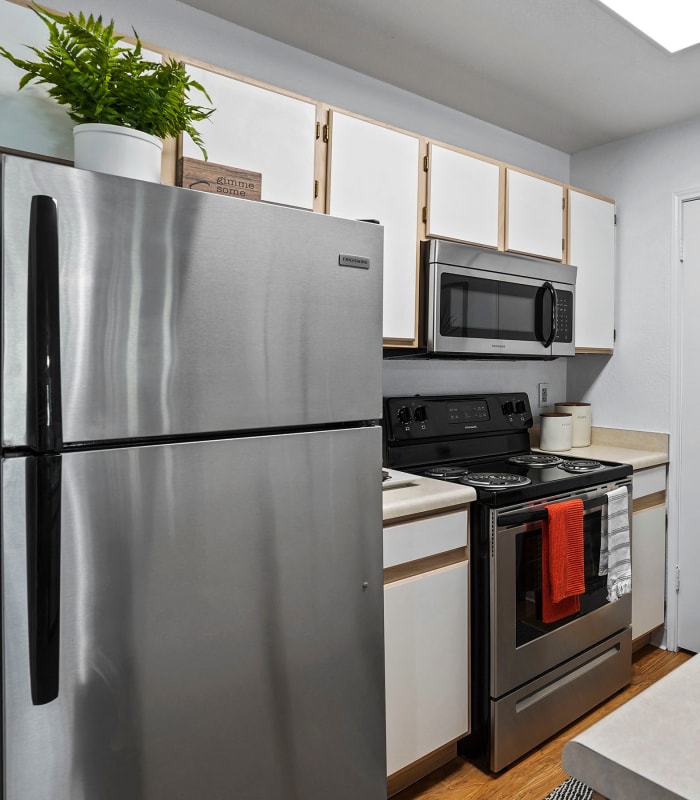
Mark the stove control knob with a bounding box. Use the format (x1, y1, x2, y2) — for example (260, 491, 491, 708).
(413, 405, 428, 422)
(502, 400, 515, 416)
(515, 400, 527, 414)
(397, 406, 413, 424)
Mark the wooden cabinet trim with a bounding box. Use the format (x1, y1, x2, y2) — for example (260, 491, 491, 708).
(387, 739, 461, 797)
(575, 347, 615, 355)
(384, 547, 468, 584)
(567, 184, 615, 205)
(633, 491, 666, 514)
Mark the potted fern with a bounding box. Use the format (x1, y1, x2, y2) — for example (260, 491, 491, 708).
(0, 5, 214, 182)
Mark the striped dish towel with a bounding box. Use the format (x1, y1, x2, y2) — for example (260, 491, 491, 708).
(599, 486, 632, 601)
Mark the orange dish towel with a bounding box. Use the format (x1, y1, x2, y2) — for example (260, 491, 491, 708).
(541, 499, 586, 624)
(547, 498, 585, 602)
(541, 521, 580, 623)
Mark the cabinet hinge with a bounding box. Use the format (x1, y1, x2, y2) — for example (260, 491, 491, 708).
(562, 196, 566, 210)
(676, 565, 681, 593)
(315, 121, 321, 140)
(562, 238, 565, 252)
(322, 124, 329, 144)
(422, 206, 428, 223)
(614, 213, 618, 225)
(314, 180, 319, 199)
(423, 155, 429, 172)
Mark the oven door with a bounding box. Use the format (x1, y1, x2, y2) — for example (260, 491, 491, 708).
(426, 263, 575, 358)
(490, 483, 632, 698)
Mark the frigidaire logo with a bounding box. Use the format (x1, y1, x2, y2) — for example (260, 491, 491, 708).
(339, 254, 370, 269)
(491, 344, 507, 348)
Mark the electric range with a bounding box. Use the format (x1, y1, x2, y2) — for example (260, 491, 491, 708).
(383, 392, 633, 772)
(383, 392, 631, 507)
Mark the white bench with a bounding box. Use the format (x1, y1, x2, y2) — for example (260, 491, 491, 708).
(563, 654, 700, 799)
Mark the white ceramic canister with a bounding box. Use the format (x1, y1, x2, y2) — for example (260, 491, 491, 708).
(555, 402, 592, 447)
(539, 412, 573, 452)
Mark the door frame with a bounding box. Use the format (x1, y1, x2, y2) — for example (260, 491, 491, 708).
(667, 187, 700, 651)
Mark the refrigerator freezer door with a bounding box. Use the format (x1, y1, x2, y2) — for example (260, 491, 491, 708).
(2, 427, 385, 800)
(1, 156, 383, 448)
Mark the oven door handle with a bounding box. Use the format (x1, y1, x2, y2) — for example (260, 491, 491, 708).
(497, 495, 607, 527)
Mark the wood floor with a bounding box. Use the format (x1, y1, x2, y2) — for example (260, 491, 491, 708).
(393, 645, 693, 800)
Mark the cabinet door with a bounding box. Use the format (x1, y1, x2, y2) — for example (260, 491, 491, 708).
(631, 504, 666, 639)
(182, 67, 317, 209)
(0, 2, 74, 161)
(327, 111, 421, 345)
(568, 190, 616, 352)
(426, 144, 500, 248)
(384, 562, 469, 776)
(505, 169, 564, 260)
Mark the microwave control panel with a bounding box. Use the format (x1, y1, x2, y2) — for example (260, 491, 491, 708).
(554, 291, 574, 343)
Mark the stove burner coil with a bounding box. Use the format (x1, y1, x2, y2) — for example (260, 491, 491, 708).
(460, 472, 532, 490)
(423, 465, 470, 481)
(507, 454, 564, 467)
(557, 459, 603, 473)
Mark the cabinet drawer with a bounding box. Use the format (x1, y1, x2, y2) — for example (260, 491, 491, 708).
(383, 510, 468, 568)
(632, 465, 667, 500)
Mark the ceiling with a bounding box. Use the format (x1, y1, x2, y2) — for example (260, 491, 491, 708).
(179, 0, 700, 154)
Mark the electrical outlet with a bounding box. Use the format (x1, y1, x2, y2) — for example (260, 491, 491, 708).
(538, 383, 550, 408)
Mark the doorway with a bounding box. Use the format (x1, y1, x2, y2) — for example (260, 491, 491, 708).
(674, 196, 700, 651)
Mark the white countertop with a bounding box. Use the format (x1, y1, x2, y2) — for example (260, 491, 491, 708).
(533, 443, 668, 470)
(382, 475, 476, 524)
(563, 655, 700, 799)
(531, 426, 669, 471)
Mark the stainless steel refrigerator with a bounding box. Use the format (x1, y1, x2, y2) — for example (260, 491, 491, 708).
(0, 154, 386, 800)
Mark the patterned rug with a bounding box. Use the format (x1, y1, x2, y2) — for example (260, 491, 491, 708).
(545, 776, 593, 800)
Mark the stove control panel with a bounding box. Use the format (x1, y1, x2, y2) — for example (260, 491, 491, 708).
(384, 393, 533, 441)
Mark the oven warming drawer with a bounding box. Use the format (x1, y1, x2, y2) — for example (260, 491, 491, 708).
(490, 627, 631, 772)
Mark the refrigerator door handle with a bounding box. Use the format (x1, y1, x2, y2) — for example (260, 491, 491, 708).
(25, 455, 62, 705)
(27, 195, 63, 453)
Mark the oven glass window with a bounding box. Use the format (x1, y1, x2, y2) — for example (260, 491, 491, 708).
(514, 510, 608, 647)
(439, 273, 539, 341)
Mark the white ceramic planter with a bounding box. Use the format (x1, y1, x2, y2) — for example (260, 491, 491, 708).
(73, 123, 163, 183)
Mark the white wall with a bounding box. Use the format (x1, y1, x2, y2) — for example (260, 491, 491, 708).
(382, 358, 566, 418)
(569, 116, 700, 433)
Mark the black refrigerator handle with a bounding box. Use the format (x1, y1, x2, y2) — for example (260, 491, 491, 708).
(25, 455, 62, 705)
(27, 195, 63, 454)
(535, 281, 557, 349)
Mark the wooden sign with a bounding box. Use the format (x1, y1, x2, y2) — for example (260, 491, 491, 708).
(176, 157, 262, 201)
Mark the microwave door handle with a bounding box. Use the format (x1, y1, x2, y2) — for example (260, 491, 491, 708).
(535, 281, 557, 348)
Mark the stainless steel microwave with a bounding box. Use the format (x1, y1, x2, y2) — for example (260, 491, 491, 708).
(422, 240, 577, 359)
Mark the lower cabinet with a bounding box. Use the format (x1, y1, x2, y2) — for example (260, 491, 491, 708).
(383, 509, 469, 795)
(631, 466, 667, 641)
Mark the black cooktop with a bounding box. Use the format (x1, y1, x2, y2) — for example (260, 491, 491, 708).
(383, 393, 632, 506)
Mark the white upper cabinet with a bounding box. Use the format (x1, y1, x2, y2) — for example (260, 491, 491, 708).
(505, 168, 565, 260)
(182, 66, 317, 210)
(0, 2, 74, 161)
(327, 111, 421, 345)
(426, 143, 501, 248)
(568, 189, 616, 352)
